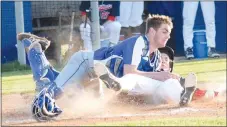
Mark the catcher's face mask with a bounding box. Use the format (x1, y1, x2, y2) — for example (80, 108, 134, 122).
(31, 88, 62, 121)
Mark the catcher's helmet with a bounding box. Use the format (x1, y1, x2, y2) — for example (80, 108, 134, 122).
(31, 88, 62, 121)
(158, 46, 174, 72)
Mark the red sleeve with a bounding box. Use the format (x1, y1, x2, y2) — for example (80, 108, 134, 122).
(81, 11, 86, 16)
(107, 16, 115, 21)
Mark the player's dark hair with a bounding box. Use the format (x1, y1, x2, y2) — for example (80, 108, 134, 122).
(146, 14, 173, 33)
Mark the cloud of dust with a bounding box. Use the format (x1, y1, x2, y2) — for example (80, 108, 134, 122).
(56, 85, 117, 118)
(204, 75, 225, 90)
(193, 74, 226, 103)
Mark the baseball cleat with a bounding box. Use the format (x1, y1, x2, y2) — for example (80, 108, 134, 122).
(185, 47, 194, 60)
(179, 73, 197, 106)
(208, 47, 220, 58)
(99, 73, 121, 91)
(94, 56, 122, 91)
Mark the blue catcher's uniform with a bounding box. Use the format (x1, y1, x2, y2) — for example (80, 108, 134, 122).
(80, 1, 120, 25)
(22, 38, 59, 91)
(94, 35, 161, 77)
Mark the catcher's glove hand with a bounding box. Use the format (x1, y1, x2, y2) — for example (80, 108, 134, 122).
(31, 88, 62, 121)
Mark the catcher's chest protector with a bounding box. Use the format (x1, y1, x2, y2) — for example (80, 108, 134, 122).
(137, 36, 161, 72)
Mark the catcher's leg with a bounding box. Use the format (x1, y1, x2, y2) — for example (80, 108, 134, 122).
(22, 39, 57, 92)
(31, 50, 99, 121)
(48, 50, 96, 99)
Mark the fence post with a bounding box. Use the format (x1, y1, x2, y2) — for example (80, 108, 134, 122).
(90, 1, 100, 50)
(15, 1, 26, 65)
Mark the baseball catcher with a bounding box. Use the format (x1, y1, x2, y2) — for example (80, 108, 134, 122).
(17, 33, 60, 92)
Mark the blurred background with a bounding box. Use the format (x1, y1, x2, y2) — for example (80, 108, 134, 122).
(1, 1, 226, 65)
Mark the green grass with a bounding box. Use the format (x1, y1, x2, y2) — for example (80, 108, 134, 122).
(2, 70, 35, 94)
(2, 61, 31, 72)
(94, 117, 226, 126)
(174, 58, 226, 82)
(1, 58, 226, 94)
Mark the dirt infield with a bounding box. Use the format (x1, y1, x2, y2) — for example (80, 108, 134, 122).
(2, 88, 226, 126)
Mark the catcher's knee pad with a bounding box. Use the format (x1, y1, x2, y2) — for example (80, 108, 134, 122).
(27, 42, 50, 81)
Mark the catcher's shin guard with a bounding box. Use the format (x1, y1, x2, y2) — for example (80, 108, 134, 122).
(35, 67, 60, 92)
(26, 42, 52, 81)
(27, 42, 50, 80)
